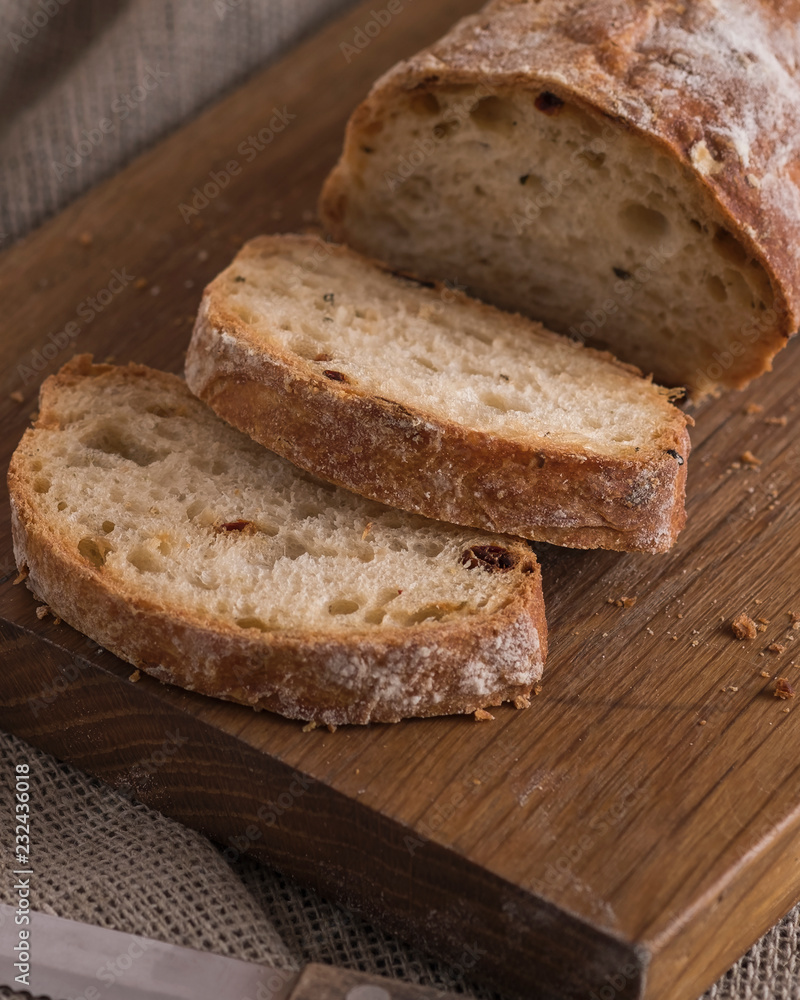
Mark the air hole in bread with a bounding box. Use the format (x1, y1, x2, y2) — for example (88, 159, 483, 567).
(33, 477, 51, 494)
(364, 607, 386, 625)
(78, 537, 112, 568)
(296, 502, 325, 520)
(82, 425, 161, 467)
(414, 540, 444, 558)
(469, 96, 518, 134)
(283, 536, 308, 560)
(413, 355, 439, 372)
(463, 325, 493, 345)
(713, 226, 749, 266)
(582, 150, 606, 170)
(127, 545, 164, 574)
(145, 404, 179, 418)
(724, 267, 756, 308)
(329, 599, 359, 615)
(410, 91, 440, 115)
(236, 616, 271, 631)
(102, 520, 115, 534)
(186, 499, 216, 524)
(154, 422, 181, 441)
(404, 601, 465, 625)
(481, 391, 530, 414)
(433, 119, 460, 140)
(30, 460, 42, 472)
(706, 275, 727, 303)
(619, 203, 670, 241)
(57, 501, 68, 511)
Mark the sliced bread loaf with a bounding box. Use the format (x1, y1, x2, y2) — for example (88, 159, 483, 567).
(319, 0, 800, 396)
(185, 235, 691, 554)
(8, 356, 546, 726)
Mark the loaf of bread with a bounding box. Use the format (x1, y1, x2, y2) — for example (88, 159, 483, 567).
(8, 356, 546, 726)
(185, 234, 690, 554)
(319, 0, 800, 396)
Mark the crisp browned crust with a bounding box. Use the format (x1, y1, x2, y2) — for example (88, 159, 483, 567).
(7, 356, 546, 726)
(319, 0, 800, 392)
(185, 236, 690, 553)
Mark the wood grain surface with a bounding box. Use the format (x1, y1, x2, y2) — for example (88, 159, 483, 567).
(2, 2, 800, 999)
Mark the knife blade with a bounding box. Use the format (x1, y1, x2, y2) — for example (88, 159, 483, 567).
(0, 905, 446, 1000)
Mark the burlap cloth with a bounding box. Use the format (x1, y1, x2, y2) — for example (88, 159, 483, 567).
(2, 2, 800, 997)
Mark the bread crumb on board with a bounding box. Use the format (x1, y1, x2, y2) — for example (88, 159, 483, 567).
(474, 708, 495, 722)
(302, 721, 319, 732)
(9, 390, 24, 404)
(35, 605, 50, 620)
(12, 568, 28, 585)
(740, 450, 761, 466)
(764, 416, 788, 427)
(607, 596, 637, 608)
(744, 403, 764, 415)
(775, 677, 795, 700)
(514, 695, 531, 710)
(769, 643, 786, 654)
(732, 613, 758, 640)
(129, 669, 141, 683)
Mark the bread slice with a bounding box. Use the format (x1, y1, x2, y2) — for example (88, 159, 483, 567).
(8, 356, 546, 726)
(185, 235, 691, 554)
(319, 0, 799, 396)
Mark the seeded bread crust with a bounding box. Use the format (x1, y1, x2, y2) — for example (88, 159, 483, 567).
(8, 357, 547, 726)
(185, 236, 690, 554)
(319, 0, 800, 394)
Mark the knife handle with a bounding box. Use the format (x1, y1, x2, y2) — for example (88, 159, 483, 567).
(289, 963, 448, 998)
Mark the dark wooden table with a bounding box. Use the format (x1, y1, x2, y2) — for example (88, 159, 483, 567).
(2, 2, 800, 998)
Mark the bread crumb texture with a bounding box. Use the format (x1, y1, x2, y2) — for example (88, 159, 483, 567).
(219, 239, 685, 456)
(321, 0, 799, 394)
(8, 358, 546, 725)
(731, 613, 757, 640)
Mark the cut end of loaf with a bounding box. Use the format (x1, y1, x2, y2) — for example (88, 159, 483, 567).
(320, 73, 788, 397)
(187, 234, 690, 553)
(7, 355, 546, 725)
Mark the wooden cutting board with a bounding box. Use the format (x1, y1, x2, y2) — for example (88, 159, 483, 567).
(2, 3, 800, 998)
